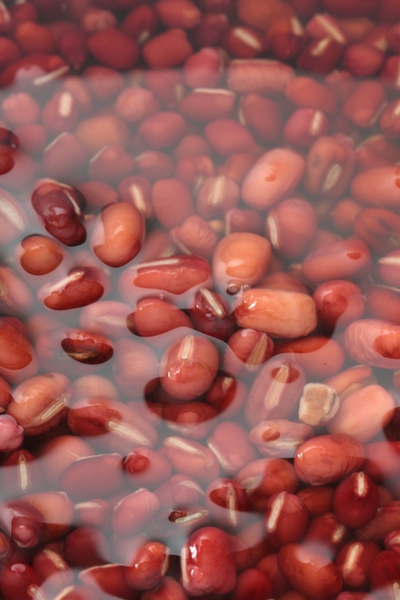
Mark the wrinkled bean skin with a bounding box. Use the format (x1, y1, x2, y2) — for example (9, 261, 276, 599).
(7, 373, 71, 435)
(344, 319, 400, 369)
(294, 434, 366, 486)
(234, 288, 317, 338)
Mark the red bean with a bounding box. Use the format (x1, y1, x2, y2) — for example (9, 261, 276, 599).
(227, 58, 294, 94)
(333, 472, 379, 529)
(124, 448, 172, 487)
(22, 491, 74, 543)
(278, 543, 343, 600)
(142, 29, 193, 69)
(151, 178, 194, 229)
(205, 118, 258, 157)
(113, 489, 160, 537)
(170, 216, 218, 260)
(39, 266, 106, 311)
(294, 434, 365, 486)
(163, 436, 220, 484)
(60, 453, 123, 501)
(160, 334, 218, 401)
(302, 238, 371, 283)
(242, 148, 305, 210)
(249, 420, 313, 458)
(180, 526, 236, 596)
(244, 357, 305, 426)
(335, 541, 380, 590)
(234, 288, 317, 338)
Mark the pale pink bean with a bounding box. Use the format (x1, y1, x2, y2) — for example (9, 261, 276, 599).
(302, 238, 371, 283)
(22, 491, 74, 542)
(124, 448, 172, 488)
(163, 436, 220, 484)
(234, 288, 317, 338)
(212, 233, 271, 294)
(244, 357, 306, 426)
(79, 301, 131, 340)
(0, 415, 23, 451)
(266, 197, 318, 258)
(227, 59, 295, 94)
(241, 148, 306, 209)
(249, 420, 314, 458)
(206, 422, 256, 473)
(294, 434, 365, 486)
(112, 489, 160, 536)
(7, 373, 71, 436)
(113, 338, 159, 398)
(327, 385, 395, 443)
(59, 454, 124, 501)
(344, 319, 400, 369)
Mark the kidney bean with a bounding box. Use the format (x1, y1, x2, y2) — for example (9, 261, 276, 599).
(163, 436, 220, 484)
(180, 526, 236, 595)
(241, 148, 305, 210)
(295, 434, 365, 486)
(250, 420, 314, 459)
(234, 288, 317, 339)
(335, 541, 380, 590)
(278, 543, 342, 600)
(333, 472, 379, 529)
(160, 335, 218, 401)
(112, 489, 160, 537)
